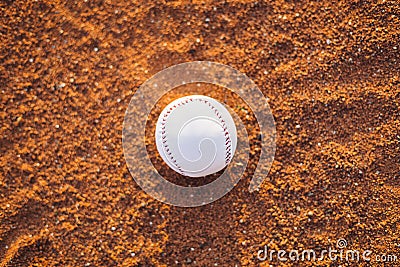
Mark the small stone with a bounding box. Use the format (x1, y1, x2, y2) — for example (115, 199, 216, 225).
(55, 124, 60, 129)
(196, 38, 201, 43)
(111, 226, 116, 231)
(295, 124, 301, 129)
(307, 211, 314, 216)
(326, 39, 331, 45)
(94, 47, 99, 52)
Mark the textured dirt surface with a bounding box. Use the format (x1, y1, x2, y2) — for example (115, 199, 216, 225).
(1, 0, 400, 266)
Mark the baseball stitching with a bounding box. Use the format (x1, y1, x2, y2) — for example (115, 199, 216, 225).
(160, 97, 233, 176)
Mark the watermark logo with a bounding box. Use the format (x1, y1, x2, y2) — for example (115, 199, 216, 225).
(336, 238, 348, 249)
(122, 61, 276, 207)
(257, 239, 398, 263)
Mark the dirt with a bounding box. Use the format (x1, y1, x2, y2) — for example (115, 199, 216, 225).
(1, 0, 399, 266)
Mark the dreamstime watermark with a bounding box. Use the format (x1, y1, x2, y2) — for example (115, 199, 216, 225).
(122, 61, 276, 207)
(257, 239, 398, 263)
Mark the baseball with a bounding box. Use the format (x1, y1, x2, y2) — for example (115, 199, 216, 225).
(155, 95, 237, 177)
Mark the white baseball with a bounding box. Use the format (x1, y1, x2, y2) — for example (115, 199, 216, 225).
(155, 95, 237, 177)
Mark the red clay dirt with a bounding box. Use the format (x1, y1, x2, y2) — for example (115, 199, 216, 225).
(1, 0, 399, 266)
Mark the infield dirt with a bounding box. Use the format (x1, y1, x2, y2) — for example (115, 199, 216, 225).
(1, 0, 399, 266)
